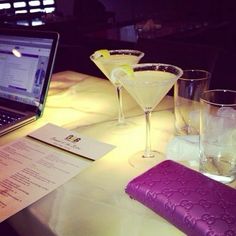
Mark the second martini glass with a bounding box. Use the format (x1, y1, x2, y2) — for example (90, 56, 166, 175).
(90, 49, 144, 125)
(112, 63, 183, 168)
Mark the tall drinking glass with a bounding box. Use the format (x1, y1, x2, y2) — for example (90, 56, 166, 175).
(200, 89, 236, 183)
(174, 69, 211, 135)
(90, 49, 144, 125)
(112, 63, 183, 168)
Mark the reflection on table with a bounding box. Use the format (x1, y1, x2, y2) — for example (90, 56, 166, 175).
(3, 71, 234, 236)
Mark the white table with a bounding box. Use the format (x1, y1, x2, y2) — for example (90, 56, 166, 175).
(3, 71, 235, 236)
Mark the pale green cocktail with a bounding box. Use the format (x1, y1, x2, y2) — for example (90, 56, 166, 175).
(112, 63, 183, 168)
(90, 49, 144, 124)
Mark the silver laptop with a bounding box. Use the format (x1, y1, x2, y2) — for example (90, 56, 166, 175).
(0, 28, 59, 136)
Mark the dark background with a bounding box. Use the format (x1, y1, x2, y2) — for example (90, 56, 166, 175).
(57, 0, 236, 90)
(1, 0, 236, 90)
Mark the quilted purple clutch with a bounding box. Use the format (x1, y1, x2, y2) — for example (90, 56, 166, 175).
(125, 160, 236, 236)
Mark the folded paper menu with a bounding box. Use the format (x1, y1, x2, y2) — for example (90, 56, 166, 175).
(0, 123, 115, 222)
(125, 160, 236, 236)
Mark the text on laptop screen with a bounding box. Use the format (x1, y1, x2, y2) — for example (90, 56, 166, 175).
(0, 35, 53, 106)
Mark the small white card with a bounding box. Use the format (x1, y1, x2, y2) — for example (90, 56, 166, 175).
(28, 123, 115, 160)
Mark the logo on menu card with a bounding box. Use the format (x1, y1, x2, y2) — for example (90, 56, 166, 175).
(65, 135, 81, 143)
(50, 134, 82, 151)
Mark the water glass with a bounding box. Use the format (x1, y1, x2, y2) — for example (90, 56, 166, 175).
(174, 69, 210, 135)
(199, 89, 236, 183)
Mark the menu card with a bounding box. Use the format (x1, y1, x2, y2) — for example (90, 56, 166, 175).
(0, 123, 115, 222)
(28, 123, 115, 161)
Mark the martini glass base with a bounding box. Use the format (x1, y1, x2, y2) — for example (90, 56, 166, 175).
(128, 150, 165, 169)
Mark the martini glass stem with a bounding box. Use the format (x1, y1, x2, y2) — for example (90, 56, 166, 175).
(144, 110, 154, 158)
(116, 86, 125, 124)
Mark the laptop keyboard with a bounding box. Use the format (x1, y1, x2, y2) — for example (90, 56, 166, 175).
(0, 108, 24, 126)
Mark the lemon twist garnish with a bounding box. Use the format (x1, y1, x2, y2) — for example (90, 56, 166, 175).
(118, 64, 134, 77)
(93, 49, 110, 59)
(111, 64, 135, 84)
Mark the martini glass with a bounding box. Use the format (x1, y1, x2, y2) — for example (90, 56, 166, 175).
(90, 49, 144, 125)
(112, 63, 183, 168)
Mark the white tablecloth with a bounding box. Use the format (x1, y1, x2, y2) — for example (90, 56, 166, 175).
(3, 71, 235, 236)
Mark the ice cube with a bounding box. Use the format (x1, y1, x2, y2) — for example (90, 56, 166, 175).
(217, 107, 236, 119)
(224, 129, 236, 146)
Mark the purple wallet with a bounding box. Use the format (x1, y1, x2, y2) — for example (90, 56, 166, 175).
(125, 160, 236, 236)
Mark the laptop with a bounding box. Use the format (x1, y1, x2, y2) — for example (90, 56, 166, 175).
(0, 28, 59, 136)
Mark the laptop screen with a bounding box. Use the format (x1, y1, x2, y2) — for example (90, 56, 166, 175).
(0, 29, 59, 113)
